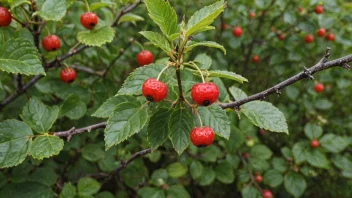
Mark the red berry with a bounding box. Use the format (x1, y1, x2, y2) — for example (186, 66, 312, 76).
(314, 83, 324, 93)
(325, 33, 335, 41)
(252, 55, 259, 63)
(298, 7, 304, 14)
(262, 189, 273, 198)
(259, 129, 266, 135)
(249, 12, 256, 19)
(142, 78, 167, 102)
(190, 126, 214, 147)
(0, 7, 12, 27)
(304, 34, 314, 43)
(232, 26, 243, 37)
(243, 152, 250, 159)
(277, 34, 285, 41)
(191, 82, 219, 106)
(136, 50, 154, 66)
(255, 175, 263, 183)
(42, 35, 61, 52)
(222, 23, 227, 29)
(316, 28, 326, 37)
(315, 5, 323, 14)
(80, 12, 98, 29)
(311, 139, 320, 148)
(60, 68, 76, 83)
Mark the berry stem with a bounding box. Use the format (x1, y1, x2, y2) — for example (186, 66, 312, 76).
(187, 62, 205, 83)
(134, 41, 144, 50)
(44, 27, 51, 35)
(84, 0, 90, 12)
(196, 111, 203, 127)
(156, 64, 171, 81)
(63, 63, 70, 69)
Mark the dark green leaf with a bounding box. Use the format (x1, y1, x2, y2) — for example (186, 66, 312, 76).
(263, 170, 283, 187)
(77, 177, 101, 196)
(320, 134, 349, 153)
(284, 171, 307, 197)
(29, 135, 64, 160)
(198, 105, 230, 139)
(215, 161, 235, 184)
(92, 95, 135, 118)
(147, 108, 172, 150)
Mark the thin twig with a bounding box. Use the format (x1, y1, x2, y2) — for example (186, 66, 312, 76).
(53, 122, 106, 141)
(238, 152, 263, 193)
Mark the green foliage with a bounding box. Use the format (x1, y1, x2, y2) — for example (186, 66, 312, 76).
(77, 26, 115, 47)
(29, 135, 64, 160)
(35, 0, 68, 21)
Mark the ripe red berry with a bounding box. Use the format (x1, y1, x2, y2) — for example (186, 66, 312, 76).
(60, 68, 77, 83)
(304, 34, 314, 43)
(314, 83, 324, 93)
(0, 7, 12, 27)
(316, 28, 326, 37)
(262, 189, 273, 198)
(41, 35, 61, 52)
(190, 126, 214, 147)
(249, 11, 256, 19)
(311, 139, 320, 148)
(315, 5, 323, 14)
(142, 78, 167, 102)
(277, 34, 285, 41)
(255, 174, 263, 183)
(243, 152, 250, 159)
(191, 82, 219, 106)
(252, 55, 260, 63)
(325, 33, 335, 41)
(80, 12, 98, 29)
(136, 50, 154, 66)
(232, 26, 243, 37)
(259, 129, 266, 135)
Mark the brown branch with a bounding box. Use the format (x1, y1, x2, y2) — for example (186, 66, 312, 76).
(53, 122, 106, 141)
(238, 152, 263, 193)
(111, 0, 143, 27)
(71, 64, 103, 77)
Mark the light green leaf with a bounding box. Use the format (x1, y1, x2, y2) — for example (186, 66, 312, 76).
(36, 0, 68, 21)
(284, 171, 307, 197)
(168, 107, 194, 154)
(10, 0, 31, 9)
(194, 53, 212, 70)
(250, 157, 270, 171)
(29, 135, 64, 160)
(215, 161, 235, 184)
(0, 119, 32, 168)
(198, 105, 230, 139)
(60, 182, 76, 198)
(147, 108, 172, 150)
(250, 144, 273, 160)
(306, 149, 330, 169)
(197, 167, 216, 186)
(82, 144, 105, 162)
(263, 170, 283, 188)
(190, 160, 204, 179)
(320, 134, 349, 153)
(208, 70, 248, 83)
(190, 26, 215, 35)
(21, 97, 59, 134)
(229, 86, 248, 100)
(60, 95, 87, 120)
(77, 177, 101, 196)
(0, 38, 45, 75)
(139, 31, 172, 54)
(242, 101, 288, 134)
(90, 2, 116, 11)
(292, 141, 308, 164)
(167, 162, 188, 178)
(92, 95, 135, 118)
(77, 26, 115, 47)
(144, 0, 178, 38)
(185, 0, 225, 37)
(118, 13, 144, 24)
(104, 101, 148, 149)
(166, 185, 190, 198)
(185, 41, 226, 54)
(304, 123, 323, 140)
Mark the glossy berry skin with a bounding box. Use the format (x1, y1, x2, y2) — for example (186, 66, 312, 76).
(190, 126, 214, 147)
(317, 28, 326, 37)
(249, 12, 256, 19)
(142, 78, 167, 102)
(304, 34, 314, 43)
(255, 175, 263, 183)
(80, 12, 98, 29)
(232, 26, 242, 37)
(42, 35, 61, 51)
(252, 55, 259, 63)
(262, 189, 273, 198)
(311, 139, 320, 148)
(314, 83, 324, 93)
(315, 5, 323, 14)
(60, 68, 76, 83)
(325, 33, 335, 41)
(0, 7, 12, 27)
(136, 50, 154, 66)
(191, 82, 219, 106)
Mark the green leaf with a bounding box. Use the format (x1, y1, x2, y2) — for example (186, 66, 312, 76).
(10, 0, 31, 9)
(139, 31, 172, 54)
(185, 0, 225, 37)
(167, 162, 188, 178)
(250, 157, 270, 171)
(241, 185, 261, 198)
(29, 134, 64, 160)
(185, 41, 226, 54)
(306, 149, 330, 169)
(144, 0, 178, 38)
(60, 182, 76, 198)
(104, 101, 148, 149)
(272, 157, 287, 173)
(198, 105, 231, 139)
(229, 86, 248, 100)
(208, 70, 248, 83)
(263, 170, 283, 188)
(77, 26, 115, 47)
(29, 167, 58, 186)
(138, 187, 165, 198)
(304, 123, 323, 140)
(197, 167, 216, 186)
(0, 182, 55, 198)
(92, 95, 135, 118)
(320, 134, 349, 153)
(147, 108, 172, 150)
(166, 185, 190, 198)
(284, 171, 307, 198)
(250, 144, 273, 160)
(190, 160, 204, 179)
(333, 155, 352, 171)
(118, 13, 144, 24)
(90, 2, 116, 11)
(0, 119, 32, 168)
(77, 177, 101, 196)
(168, 107, 194, 154)
(215, 161, 235, 184)
(315, 99, 333, 110)
(117, 63, 165, 95)
(36, 0, 68, 21)
(82, 144, 106, 162)
(60, 95, 87, 120)
(194, 53, 212, 70)
(226, 126, 244, 152)
(0, 38, 45, 75)
(242, 101, 288, 134)
(21, 97, 59, 134)
(292, 141, 308, 164)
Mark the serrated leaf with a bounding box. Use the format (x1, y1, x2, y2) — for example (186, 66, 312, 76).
(168, 107, 194, 154)
(77, 177, 101, 196)
(215, 161, 234, 184)
(304, 123, 323, 140)
(144, 0, 178, 38)
(139, 31, 172, 54)
(229, 86, 248, 100)
(119, 13, 144, 24)
(263, 170, 283, 188)
(0, 38, 45, 75)
(208, 70, 248, 83)
(147, 108, 172, 150)
(60, 95, 87, 120)
(36, 0, 68, 21)
(10, 0, 31, 9)
(185, 1, 225, 37)
(292, 141, 308, 164)
(0, 119, 32, 168)
(306, 149, 330, 169)
(194, 53, 212, 70)
(104, 101, 148, 149)
(29, 135, 64, 160)
(284, 171, 307, 198)
(60, 182, 76, 198)
(242, 101, 288, 134)
(250, 144, 273, 160)
(167, 162, 188, 178)
(92, 95, 135, 118)
(21, 97, 59, 134)
(77, 26, 115, 47)
(320, 134, 349, 153)
(185, 41, 226, 54)
(198, 105, 230, 139)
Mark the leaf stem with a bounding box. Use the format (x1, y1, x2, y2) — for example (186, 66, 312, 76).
(196, 111, 203, 127)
